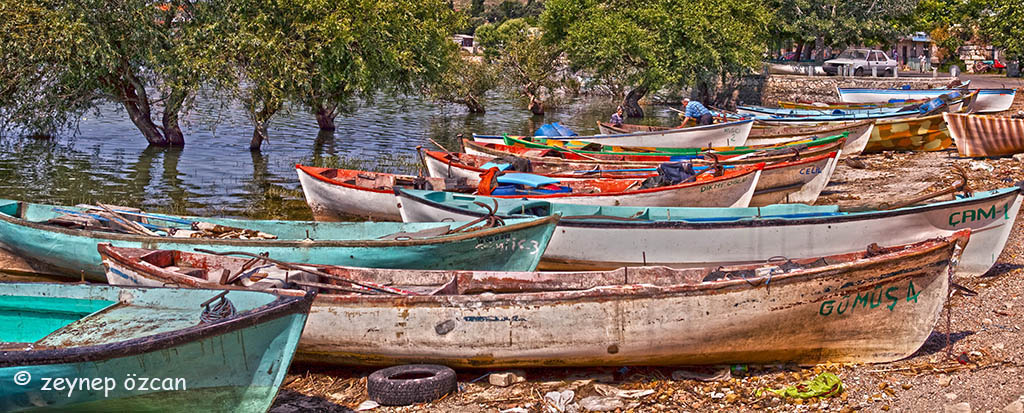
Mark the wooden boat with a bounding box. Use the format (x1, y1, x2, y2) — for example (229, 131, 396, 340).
(473, 119, 755, 148)
(296, 164, 763, 220)
(502, 133, 844, 158)
(0, 199, 560, 280)
(737, 105, 904, 117)
(864, 113, 951, 153)
(778, 98, 932, 110)
(99, 232, 970, 367)
(0, 282, 312, 410)
(599, 120, 872, 157)
(838, 88, 1015, 113)
(944, 113, 1024, 157)
(420, 149, 840, 207)
(395, 184, 1022, 276)
(477, 136, 846, 166)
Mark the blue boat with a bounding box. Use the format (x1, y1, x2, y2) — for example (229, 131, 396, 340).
(0, 282, 312, 411)
(0, 199, 560, 280)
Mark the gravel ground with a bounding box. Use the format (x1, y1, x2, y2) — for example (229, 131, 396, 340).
(270, 149, 1024, 413)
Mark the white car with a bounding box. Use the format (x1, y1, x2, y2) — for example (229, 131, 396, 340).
(824, 49, 897, 76)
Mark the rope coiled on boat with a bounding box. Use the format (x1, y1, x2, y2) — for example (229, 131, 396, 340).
(199, 291, 237, 324)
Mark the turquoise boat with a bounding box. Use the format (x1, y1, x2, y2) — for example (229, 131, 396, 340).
(0, 282, 312, 411)
(0, 199, 560, 281)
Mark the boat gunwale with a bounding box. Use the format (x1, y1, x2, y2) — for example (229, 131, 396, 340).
(0, 200, 561, 248)
(98, 232, 967, 307)
(395, 185, 1023, 230)
(0, 284, 313, 367)
(303, 162, 765, 199)
(472, 119, 755, 141)
(424, 149, 835, 176)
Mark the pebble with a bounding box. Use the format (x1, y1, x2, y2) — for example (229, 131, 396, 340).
(945, 402, 971, 413)
(983, 318, 995, 325)
(1005, 397, 1024, 413)
(938, 375, 953, 386)
(945, 392, 959, 401)
(996, 343, 1006, 350)
(489, 372, 524, 387)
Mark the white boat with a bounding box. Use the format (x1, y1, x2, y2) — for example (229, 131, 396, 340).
(837, 88, 1015, 113)
(296, 164, 764, 221)
(473, 119, 755, 148)
(746, 120, 874, 157)
(100, 232, 968, 367)
(420, 149, 840, 207)
(395, 185, 1022, 276)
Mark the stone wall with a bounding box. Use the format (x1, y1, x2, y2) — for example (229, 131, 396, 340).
(756, 75, 956, 105)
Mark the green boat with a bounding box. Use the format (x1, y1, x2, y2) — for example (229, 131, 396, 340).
(0, 199, 560, 281)
(501, 132, 846, 157)
(0, 282, 312, 411)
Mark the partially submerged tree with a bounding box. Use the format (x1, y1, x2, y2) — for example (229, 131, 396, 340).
(191, 0, 461, 150)
(425, 56, 499, 113)
(542, 0, 769, 118)
(0, 0, 199, 146)
(476, 19, 562, 115)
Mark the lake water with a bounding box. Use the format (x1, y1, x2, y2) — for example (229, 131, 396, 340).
(0, 93, 678, 220)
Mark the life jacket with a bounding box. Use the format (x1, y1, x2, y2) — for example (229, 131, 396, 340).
(477, 167, 501, 196)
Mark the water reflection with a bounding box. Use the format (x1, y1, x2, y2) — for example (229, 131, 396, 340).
(0, 93, 677, 219)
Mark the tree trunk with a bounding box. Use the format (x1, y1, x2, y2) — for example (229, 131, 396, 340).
(313, 102, 337, 131)
(794, 42, 804, 62)
(527, 93, 544, 116)
(119, 83, 168, 146)
(250, 122, 269, 152)
(161, 89, 187, 147)
(622, 86, 648, 118)
(814, 36, 826, 65)
(465, 95, 485, 113)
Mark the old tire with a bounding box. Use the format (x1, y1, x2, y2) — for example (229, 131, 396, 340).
(854, 67, 864, 76)
(367, 364, 457, 406)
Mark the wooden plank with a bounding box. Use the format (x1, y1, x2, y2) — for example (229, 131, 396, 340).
(0, 244, 70, 279)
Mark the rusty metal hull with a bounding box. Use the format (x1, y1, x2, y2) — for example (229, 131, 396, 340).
(99, 233, 968, 367)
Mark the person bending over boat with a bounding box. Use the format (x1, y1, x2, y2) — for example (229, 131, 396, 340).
(681, 98, 713, 126)
(610, 106, 624, 127)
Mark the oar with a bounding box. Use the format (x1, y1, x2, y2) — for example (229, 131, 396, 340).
(193, 249, 411, 296)
(97, 203, 159, 236)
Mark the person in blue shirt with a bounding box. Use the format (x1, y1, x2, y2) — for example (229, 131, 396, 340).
(610, 106, 624, 127)
(681, 98, 713, 126)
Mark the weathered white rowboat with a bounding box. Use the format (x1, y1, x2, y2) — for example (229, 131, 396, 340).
(396, 185, 1022, 276)
(297, 164, 763, 221)
(420, 149, 840, 207)
(838, 88, 1015, 113)
(99, 232, 968, 367)
(473, 119, 754, 148)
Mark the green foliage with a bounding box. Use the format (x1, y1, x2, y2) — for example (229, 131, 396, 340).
(425, 57, 499, 113)
(0, 0, 199, 144)
(542, 0, 769, 101)
(476, 18, 562, 113)
(767, 0, 917, 54)
(906, 0, 983, 64)
(981, 0, 1024, 59)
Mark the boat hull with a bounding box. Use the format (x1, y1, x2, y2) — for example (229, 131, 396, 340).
(0, 283, 310, 412)
(0, 200, 559, 279)
(100, 235, 967, 367)
(746, 121, 873, 157)
(944, 113, 1024, 157)
(475, 119, 754, 148)
(396, 186, 1021, 276)
(424, 150, 836, 207)
(295, 236, 962, 366)
(838, 88, 1014, 113)
(864, 114, 951, 153)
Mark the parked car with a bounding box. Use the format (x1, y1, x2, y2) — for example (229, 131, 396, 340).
(823, 49, 898, 76)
